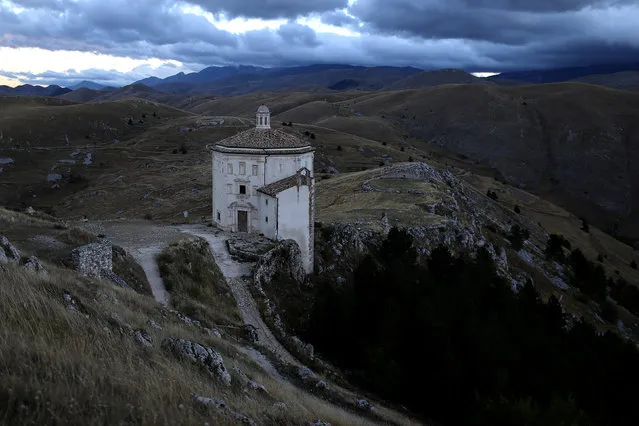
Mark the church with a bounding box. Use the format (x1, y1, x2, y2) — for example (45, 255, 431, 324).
(209, 105, 315, 274)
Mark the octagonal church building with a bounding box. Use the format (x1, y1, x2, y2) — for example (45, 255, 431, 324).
(210, 105, 315, 274)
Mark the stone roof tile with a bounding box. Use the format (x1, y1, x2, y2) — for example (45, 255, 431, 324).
(215, 128, 310, 150)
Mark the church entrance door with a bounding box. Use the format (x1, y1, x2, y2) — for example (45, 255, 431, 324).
(237, 211, 248, 232)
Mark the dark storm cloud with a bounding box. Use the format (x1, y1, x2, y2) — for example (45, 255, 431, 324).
(2, 0, 237, 50)
(1, 0, 639, 86)
(320, 10, 359, 27)
(190, 0, 348, 19)
(277, 22, 321, 47)
(348, 0, 621, 43)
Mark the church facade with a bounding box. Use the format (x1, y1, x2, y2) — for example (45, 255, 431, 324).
(210, 105, 315, 274)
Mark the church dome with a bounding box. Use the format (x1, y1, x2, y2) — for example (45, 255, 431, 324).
(212, 128, 313, 152)
(257, 104, 270, 113)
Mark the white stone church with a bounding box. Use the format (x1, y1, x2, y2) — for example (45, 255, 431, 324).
(209, 105, 315, 274)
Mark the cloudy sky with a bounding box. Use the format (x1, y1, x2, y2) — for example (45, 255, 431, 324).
(1, 0, 638, 87)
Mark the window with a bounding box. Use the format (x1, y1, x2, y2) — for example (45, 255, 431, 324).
(265, 216, 268, 223)
(239, 162, 246, 175)
(265, 199, 268, 206)
(252, 165, 258, 176)
(279, 163, 283, 172)
(217, 211, 221, 221)
(239, 185, 246, 195)
(227, 163, 233, 174)
(226, 184, 232, 194)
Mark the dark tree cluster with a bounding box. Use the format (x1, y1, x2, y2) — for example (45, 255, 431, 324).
(507, 224, 530, 251)
(545, 234, 571, 261)
(306, 228, 639, 426)
(486, 190, 499, 200)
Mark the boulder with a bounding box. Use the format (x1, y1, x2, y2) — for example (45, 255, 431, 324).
(242, 324, 259, 343)
(0, 236, 20, 264)
(229, 411, 256, 425)
(22, 256, 47, 274)
(134, 329, 153, 347)
(193, 395, 226, 411)
(357, 399, 373, 411)
(254, 239, 305, 289)
(46, 173, 62, 182)
(162, 337, 231, 386)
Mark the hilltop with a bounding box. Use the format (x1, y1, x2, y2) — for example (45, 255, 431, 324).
(3, 82, 639, 247)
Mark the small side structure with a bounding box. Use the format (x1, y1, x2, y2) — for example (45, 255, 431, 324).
(72, 240, 113, 278)
(209, 105, 315, 274)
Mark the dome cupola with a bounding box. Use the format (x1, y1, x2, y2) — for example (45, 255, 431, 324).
(256, 104, 270, 129)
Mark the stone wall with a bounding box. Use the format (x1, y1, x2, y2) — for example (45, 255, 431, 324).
(71, 240, 112, 277)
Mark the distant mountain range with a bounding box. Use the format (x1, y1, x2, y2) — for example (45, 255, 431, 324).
(0, 84, 72, 97)
(3, 62, 639, 99)
(69, 80, 112, 91)
(488, 62, 639, 84)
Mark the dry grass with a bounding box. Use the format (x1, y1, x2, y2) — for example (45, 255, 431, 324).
(157, 238, 242, 327)
(55, 227, 100, 245)
(0, 262, 388, 425)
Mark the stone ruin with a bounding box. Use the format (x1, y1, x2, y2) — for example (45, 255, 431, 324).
(70, 240, 132, 290)
(71, 240, 113, 277)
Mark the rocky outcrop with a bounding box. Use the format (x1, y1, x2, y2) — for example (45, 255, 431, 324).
(22, 256, 48, 274)
(162, 337, 231, 386)
(254, 239, 305, 289)
(0, 235, 21, 264)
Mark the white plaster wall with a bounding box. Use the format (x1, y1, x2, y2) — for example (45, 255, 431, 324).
(213, 151, 266, 231)
(264, 152, 314, 185)
(258, 193, 278, 239)
(276, 185, 313, 273)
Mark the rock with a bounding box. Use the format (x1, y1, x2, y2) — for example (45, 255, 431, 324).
(254, 239, 306, 289)
(147, 319, 162, 330)
(290, 336, 314, 360)
(207, 328, 222, 338)
(357, 399, 373, 411)
(134, 329, 153, 347)
(247, 380, 268, 395)
(0, 236, 21, 264)
(25, 206, 35, 215)
(46, 173, 62, 182)
(229, 411, 256, 425)
(192, 395, 226, 411)
(272, 402, 287, 411)
(22, 256, 47, 274)
(309, 421, 331, 426)
(108, 312, 133, 336)
(100, 269, 132, 290)
(298, 367, 316, 382)
(162, 337, 231, 386)
(242, 324, 259, 343)
(315, 380, 328, 390)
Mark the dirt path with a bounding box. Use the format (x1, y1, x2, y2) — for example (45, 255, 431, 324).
(177, 225, 303, 367)
(76, 220, 183, 306)
(136, 246, 169, 305)
(79, 221, 418, 425)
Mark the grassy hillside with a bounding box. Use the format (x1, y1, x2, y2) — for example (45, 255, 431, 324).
(0, 208, 397, 426)
(321, 83, 639, 243)
(6, 82, 639, 245)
